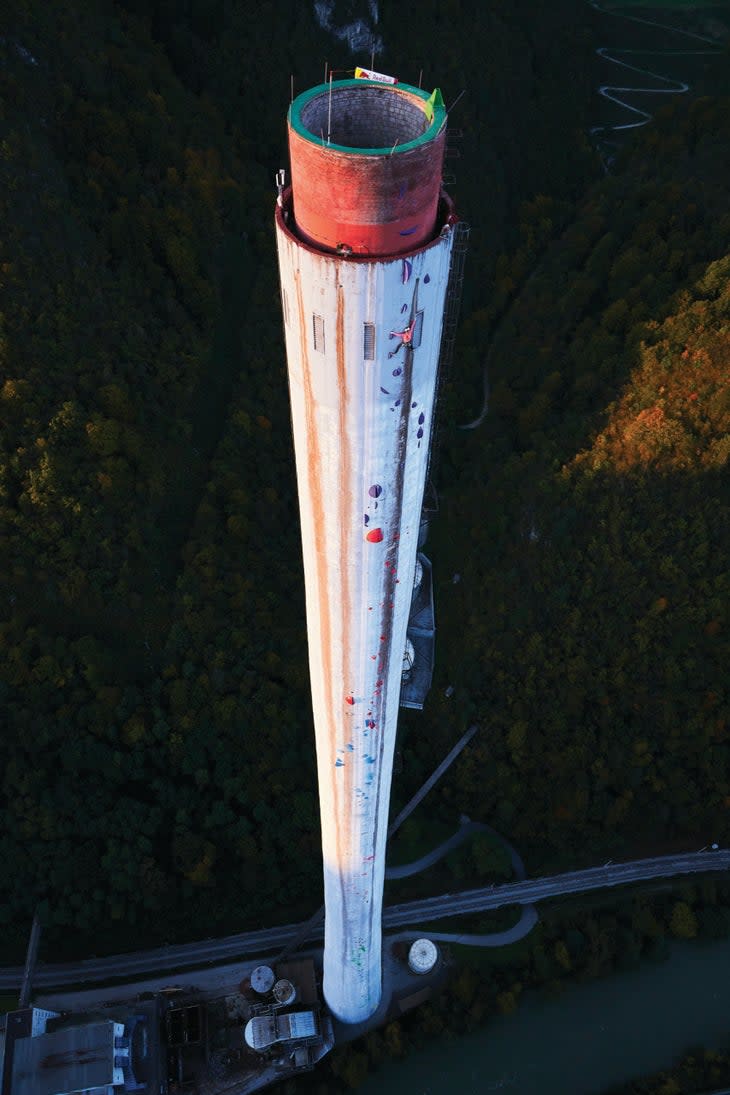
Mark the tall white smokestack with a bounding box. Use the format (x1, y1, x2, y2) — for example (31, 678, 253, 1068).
(275, 77, 457, 1024)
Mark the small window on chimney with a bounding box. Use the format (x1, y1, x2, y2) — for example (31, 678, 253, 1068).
(363, 323, 375, 361)
(313, 314, 325, 353)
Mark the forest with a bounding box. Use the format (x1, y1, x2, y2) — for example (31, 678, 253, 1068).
(603, 1042, 730, 1095)
(292, 875, 730, 1093)
(1, 0, 729, 1051)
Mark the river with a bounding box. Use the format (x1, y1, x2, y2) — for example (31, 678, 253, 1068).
(358, 939, 730, 1094)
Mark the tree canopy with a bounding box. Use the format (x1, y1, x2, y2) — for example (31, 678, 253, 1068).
(0, 0, 728, 973)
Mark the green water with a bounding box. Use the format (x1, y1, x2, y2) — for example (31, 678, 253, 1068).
(359, 939, 730, 1094)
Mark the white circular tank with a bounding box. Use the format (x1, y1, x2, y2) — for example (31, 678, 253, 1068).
(273, 978, 297, 1006)
(408, 938, 439, 974)
(250, 965, 275, 995)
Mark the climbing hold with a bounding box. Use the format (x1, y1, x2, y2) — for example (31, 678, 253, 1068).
(369, 484, 382, 498)
(392, 367, 402, 377)
(335, 758, 344, 767)
(424, 273, 431, 284)
(418, 412, 425, 424)
(345, 695, 355, 705)
(364, 514, 370, 525)
(417, 427, 424, 439)
(401, 259, 412, 284)
(366, 528, 384, 543)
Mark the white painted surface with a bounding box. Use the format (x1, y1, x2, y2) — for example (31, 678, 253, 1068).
(407, 938, 438, 974)
(276, 220, 454, 1023)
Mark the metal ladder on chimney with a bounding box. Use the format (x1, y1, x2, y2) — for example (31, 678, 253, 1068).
(439, 219, 470, 378)
(424, 219, 470, 489)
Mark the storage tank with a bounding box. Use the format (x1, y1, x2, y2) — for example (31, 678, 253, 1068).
(273, 978, 297, 1007)
(407, 938, 439, 974)
(250, 965, 275, 995)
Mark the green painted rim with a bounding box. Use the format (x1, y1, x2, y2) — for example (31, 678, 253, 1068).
(288, 79, 446, 156)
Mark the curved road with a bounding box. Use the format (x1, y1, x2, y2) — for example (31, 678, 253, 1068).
(384, 850, 730, 927)
(2, 850, 727, 992)
(385, 819, 515, 881)
(588, 0, 720, 154)
(390, 905, 540, 949)
(460, 5, 723, 430)
(461, 4, 722, 430)
(275, 724, 480, 963)
(386, 817, 538, 947)
(458, 353, 490, 430)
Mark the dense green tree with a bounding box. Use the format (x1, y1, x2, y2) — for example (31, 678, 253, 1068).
(1, 0, 728, 986)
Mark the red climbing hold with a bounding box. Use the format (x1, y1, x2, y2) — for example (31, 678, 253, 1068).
(366, 528, 384, 543)
(345, 695, 355, 705)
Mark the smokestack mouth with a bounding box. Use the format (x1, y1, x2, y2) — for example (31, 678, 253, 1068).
(287, 80, 448, 255)
(297, 85, 431, 151)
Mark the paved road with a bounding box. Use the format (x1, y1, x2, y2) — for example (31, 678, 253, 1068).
(2, 850, 727, 992)
(275, 724, 480, 963)
(385, 819, 487, 880)
(383, 850, 730, 929)
(588, 0, 719, 144)
(390, 905, 540, 949)
(386, 818, 527, 885)
(386, 818, 537, 947)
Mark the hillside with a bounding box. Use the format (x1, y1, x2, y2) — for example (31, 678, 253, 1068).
(0, 0, 728, 965)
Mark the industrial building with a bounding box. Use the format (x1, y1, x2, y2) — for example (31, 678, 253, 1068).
(0, 958, 333, 1095)
(1, 1002, 161, 1095)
